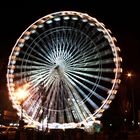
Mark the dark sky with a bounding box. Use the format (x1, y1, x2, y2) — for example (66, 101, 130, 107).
(0, 1, 140, 111)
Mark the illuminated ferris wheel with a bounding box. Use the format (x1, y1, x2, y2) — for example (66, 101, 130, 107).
(7, 11, 122, 129)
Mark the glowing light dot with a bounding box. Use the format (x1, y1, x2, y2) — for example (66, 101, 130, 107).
(127, 72, 132, 77)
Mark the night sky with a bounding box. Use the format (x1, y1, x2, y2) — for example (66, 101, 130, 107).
(0, 1, 140, 114)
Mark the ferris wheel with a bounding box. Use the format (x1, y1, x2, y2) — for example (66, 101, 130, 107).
(7, 11, 122, 129)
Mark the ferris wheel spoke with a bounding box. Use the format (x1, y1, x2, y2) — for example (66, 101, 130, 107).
(66, 70, 112, 82)
(66, 39, 86, 61)
(24, 43, 53, 64)
(36, 38, 57, 63)
(67, 48, 99, 66)
(64, 74, 99, 109)
(74, 39, 95, 56)
(29, 75, 53, 90)
(47, 39, 66, 62)
(32, 29, 55, 54)
(24, 94, 41, 116)
(73, 30, 96, 49)
(61, 38, 70, 57)
(67, 51, 96, 66)
(31, 103, 42, 121)
(27, 97, 42, 120)
(68, 67, 114, 73)
(66, 39, 93, 61)
(47, 39, 63, 61)
(71, 82, 99, 110)
(28, 66, 52, 74)
(21, 51, 51, 65)
(23, 91, 39, 108)
(60, 76, 91, 120)
(28, 38, 54, 64)
(28, 73, 51, 89)
(68, 48, 113, 66)
(62, 38, 74, 59)
(93, 39, 110, 51)
(69, 58, 113, 69)
(16, 57, 52, 66)
(25, 68, 50, 79)
(62, 92, 86, 122)
(63, 42, 74, 59)
(29, 70, 50, 81)
(92, 32, 105, 44)
(64, 80, 93, 120)
(66, 73, 105, 101)
(14, 65, 47, 70)
(67, 71, 109, 92)
(80, 48, 113, 63)
(44, 79, 60, 105)
(13, 68, 51, 82)
(46, 82, 61, 112)
(55, 32, 66, 56)
(60, 83, 74, 122)
(43, 77, 58, 93)
(70, 34, 87, 50)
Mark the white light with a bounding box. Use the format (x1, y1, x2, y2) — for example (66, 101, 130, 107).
(24, 35, 30, 40)
(9, 78, 13, 82)
(109, 123, 112, 126)
(54, 17, 61, 21)
(38, 24, 44, 28)
(14, 51, 19, 56)
(132, 120, 135, 125)
(124, 118, 127, 122)
(72, 16, 78, 20)
(18, 43, 24, 47)
(63, 16, 70, 20)
(31, 30, 36, 33)
(11, 60, 16, 65)
(89, 23, 95, 26)
(10, 69, 14, 73)
(82, 19, 88, 22)
(46, 20, 53, 24)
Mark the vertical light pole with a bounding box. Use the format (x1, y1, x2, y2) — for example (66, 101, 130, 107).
(126, 72, 135, 128)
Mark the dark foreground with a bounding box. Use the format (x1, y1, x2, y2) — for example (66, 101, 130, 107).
(1, 128, 140, 140)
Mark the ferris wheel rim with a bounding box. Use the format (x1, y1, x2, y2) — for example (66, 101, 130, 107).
(7, 11, 122, 129)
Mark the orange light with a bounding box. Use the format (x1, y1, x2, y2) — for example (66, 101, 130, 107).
(127, 72, 132, 78)
(14, 83, 29, 102)
(15, 89, 27, 100)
